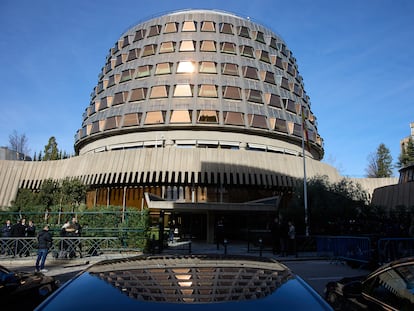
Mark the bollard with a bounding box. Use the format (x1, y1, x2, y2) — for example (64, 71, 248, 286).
(259, 238, 263, 257)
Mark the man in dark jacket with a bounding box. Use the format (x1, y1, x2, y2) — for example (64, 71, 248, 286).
(35, 225, 53, 273)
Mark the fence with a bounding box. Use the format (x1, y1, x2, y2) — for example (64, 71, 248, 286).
(315, 236, 372, 265)
(377, 238, 414, 264)
(0, 236, 145, 259)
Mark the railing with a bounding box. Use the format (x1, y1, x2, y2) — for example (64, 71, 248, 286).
(377, 238, 414, 264)
(0, 237, 143, 259)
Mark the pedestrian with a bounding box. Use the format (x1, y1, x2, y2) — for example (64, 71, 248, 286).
(71, 217, 82, 257)
(1, 219, 12, 254)
(11, 218, 27, 257)
(215, 218, 225, 250)
(24, 220, 36, 256)
(35, 225, 53, 273)
(288, 221, 296, 256)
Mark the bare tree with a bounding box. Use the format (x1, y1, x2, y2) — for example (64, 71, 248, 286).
(8, 130, 30, 155)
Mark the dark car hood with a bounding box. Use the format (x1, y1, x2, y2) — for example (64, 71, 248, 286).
(36, 254, 332, 310)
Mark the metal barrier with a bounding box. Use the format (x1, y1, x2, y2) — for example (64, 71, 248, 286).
(377, 238, 414, 264)
(0, 237, 141, 259)
(316, 236, 372, 264)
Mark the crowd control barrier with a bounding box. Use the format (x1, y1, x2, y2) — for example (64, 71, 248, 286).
(316, 236, 372, 264)
(377, 238, 414, 264)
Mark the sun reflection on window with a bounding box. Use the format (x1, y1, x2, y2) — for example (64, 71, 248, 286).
(177, 61, 195, 73)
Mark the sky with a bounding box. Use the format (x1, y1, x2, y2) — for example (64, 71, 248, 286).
(0, 0, 413, 178)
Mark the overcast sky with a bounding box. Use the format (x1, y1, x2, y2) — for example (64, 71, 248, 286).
(1, 0, 413, 177)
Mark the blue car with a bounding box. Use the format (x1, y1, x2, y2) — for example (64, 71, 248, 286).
(36, 254, 332, 310)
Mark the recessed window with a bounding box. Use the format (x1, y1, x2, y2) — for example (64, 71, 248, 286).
(90, 121, 100, 134)
(107, 75, 115, 87)
(130, 88, 147, 102)
(281, 77, 290, 90)
(224, 111, 244, 125)
(164, 22, 178, 33)
(201, 21, 215, 32)
(243, 66, 259, 80)
(240, 45, 254, 58)
(283, 98, 297, 113)
(270, 37, 278, 49)
(273, 118, 287, 133)
(173, 84, 193, 97)
(221, 42, 236, 54)
(293, 84, 302, 96)
(122, 36, 130, 48)
(104, 63, 112, 74)
(275, 56, 285, 69)
(223, 86, 241, 100)
(200, 40, 216, 52)
(170, 110, 192, 123)
(150, 85, 169, 98)
(133, 29, 146, 42)
(199, 61, 216, 73)
(293, 123, 302, 137)
(142, 44, 157, 57)
(123, 113, 141, 127)
(98, 97, 109, 111)
(120, 69, 134, 82)
(237, 26, 250, 38)
(261, 71, 276, 84)
(219, 23, 233, 34)
(145, 111, 165, 124)
(176, 61, 196, 73)
(281, 44, 288, 56)
(197, 110, 218, 123)
(222, 63, 239, 76)
(265, 93, 282, 108)
(198, 84, 218, 97)
(105, 116, 121, 130)
(287, 63, 296, 76)
(155, 62, 172, 75)
(148, 25, 162, 37)
(127, 48, 140, 61)
(180, 40, 196, 51)
(256, 50, 271, 63)
(248, 114, 267, 128)
(182, 21, 197, 32)
(115, 54, 124, 67)
(136, 65, 152, 78)
(113, 91, 128, 105)
(245, 89, 262, 103)
(159, 41, 176, 53)
(254, 31, 265, 43)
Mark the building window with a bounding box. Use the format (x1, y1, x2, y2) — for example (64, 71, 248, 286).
(170, 110, 192, 123)
(107, 75, 115, 87)
(221, 42, 236, 54)
(155, 62, 172, 75)
(256, 50, 271, 63)
(126, 48, 140, 61)
(129, 88, 148, 102)
(261, 71, 276, 84)
(145, 111, 165, 124)
(223, 86, 241, 100)
(198, 84, 218, 97)
(121, 36, 130, 48)
(281, 77, 290, 90)
(275, 118, 288, 133)
(98, 97, 109, 111)
(105, 116, 121, 130)
(173, 84, 193, 97)
(136, 65, 152, 78)
(275, 56, 285, 69)
(222, 63, 239, 76)
(199, 61, 216, 73)
(269, 37, 278, 49)
(182, 21, 197, 32)
(283, 98, 297, 113)
(237, 26, 250, 38)
(90, 121, 100, 134)
(148, 25, 162, 37)
(224, 111, 244, 125)
(164, 22, 178, 33)
(133, 29, 146, 42)
(239, 45, 255, 58)
(287, 63, 296, 76)
(245, 89, 262, 103)
(159, 41, 176, 53)
(197, 110, 218, 123)
(123, 113, 141, 127)
(142, 44, 157, 57)
(220, 23, 233, 34)
(243, 66, 259, 80)
(200, 40, 216, 52)
(120, 69, 134, 83)
(248, 114, 267, 128)
(254, 31, 265, 43)
(265, 93, 282, 108)
(150, 85, 169, 98)
(201, 21, 215, 32)
(179, 40, 196, 51)
(113, 91, 128, 106)
(177, 61, 196, 73)
(115, 54, 124, 67)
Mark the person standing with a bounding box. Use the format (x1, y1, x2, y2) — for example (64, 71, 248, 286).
(1, 219, 12, 254)
(11, 218, 27, 257)
(288, 221, 296, 257)
(35, 225, 53, 273)
(71, 217, 82, 257)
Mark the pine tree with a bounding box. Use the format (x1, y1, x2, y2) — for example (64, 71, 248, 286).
(43, 136, 59, 161)
(397, 137, 414, 168)
(366, 143, 393, 177)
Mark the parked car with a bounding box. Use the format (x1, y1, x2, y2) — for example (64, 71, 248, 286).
(325, 256, 414, 310)
(36, 254, 333, 310)
(0, 265, 59, 309)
